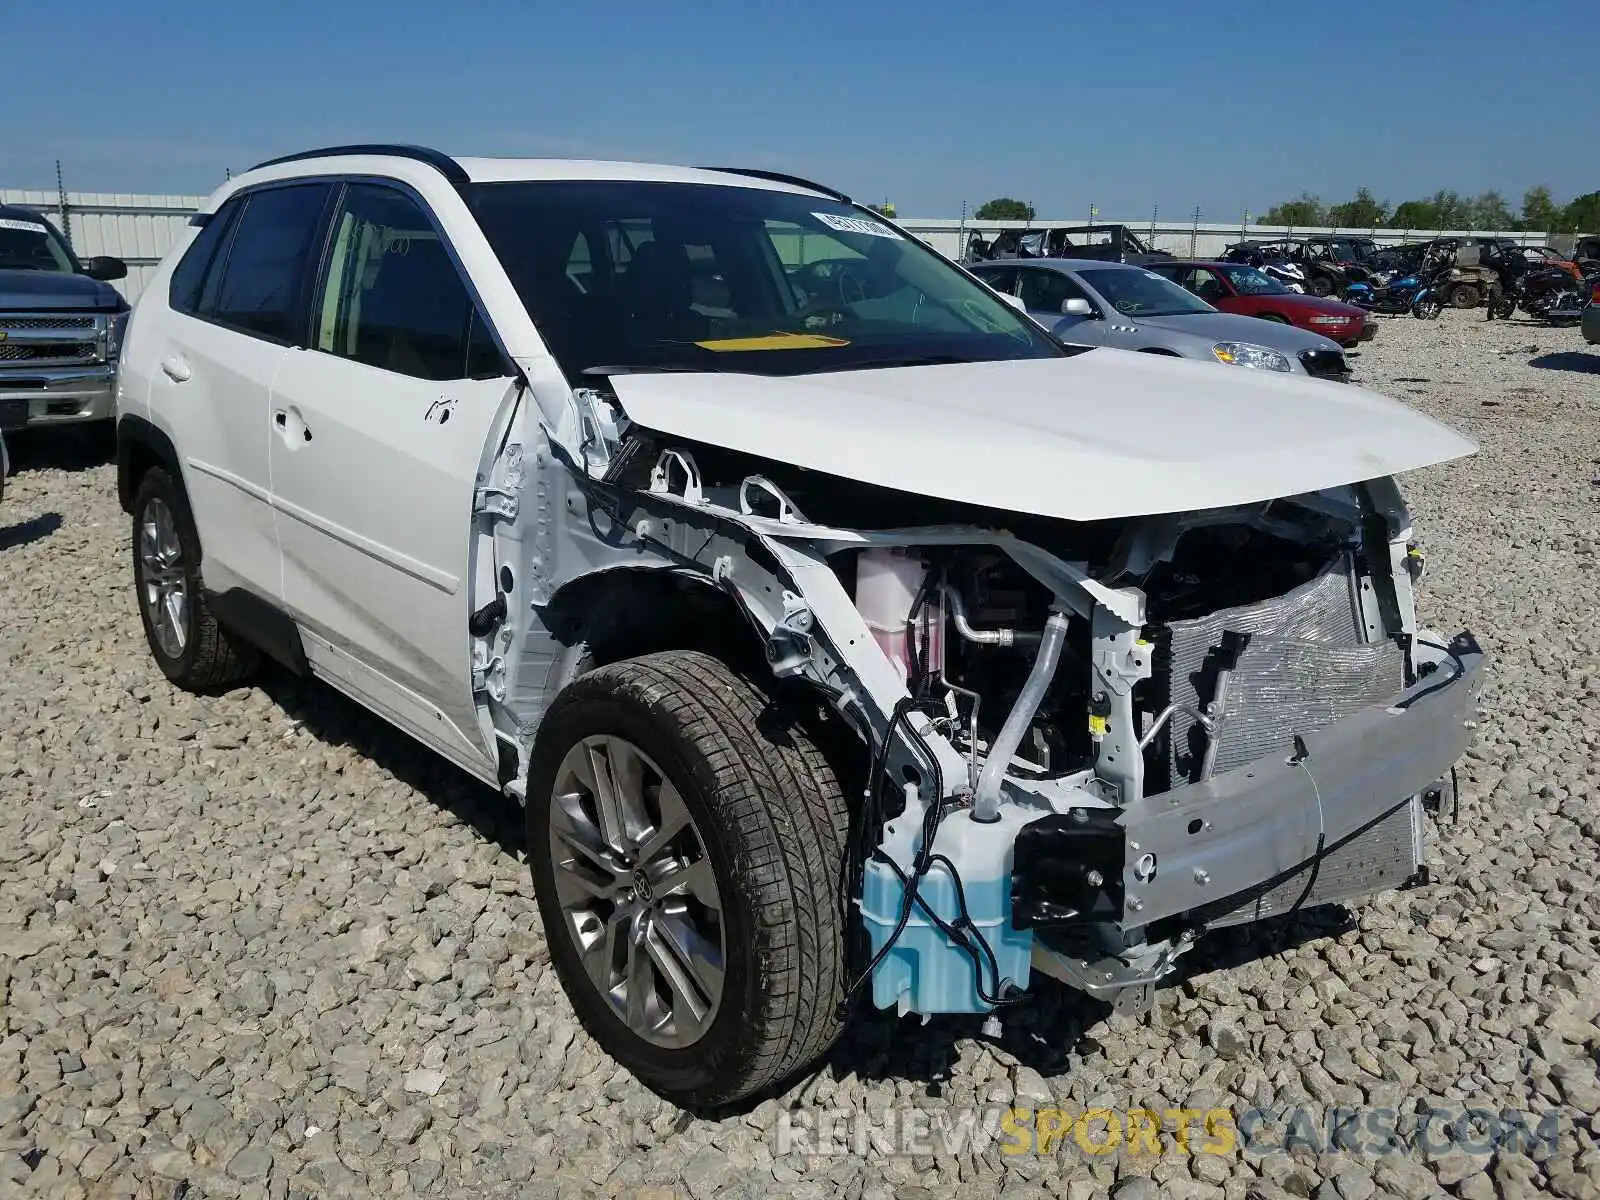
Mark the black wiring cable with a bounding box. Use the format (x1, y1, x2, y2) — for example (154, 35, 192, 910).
(870, 849, 1029, 1008)
(840, 698, 952, 1012)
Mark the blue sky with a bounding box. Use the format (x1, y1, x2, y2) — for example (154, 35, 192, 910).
(3, 0, 1593, 218)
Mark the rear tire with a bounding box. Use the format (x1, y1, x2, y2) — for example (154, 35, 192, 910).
(130, 468, 258, 690)
(1309, 275, 1335, 297)
(1449, 283, 1480, 309)
(526, 651, 850, 1110)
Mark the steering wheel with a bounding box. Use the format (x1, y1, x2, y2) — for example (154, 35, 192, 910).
(788, 297, 855, 328)
(791, 260, 868, 304)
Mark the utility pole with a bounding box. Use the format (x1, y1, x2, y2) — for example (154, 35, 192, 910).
(1149, 205, 1158, 244)
(55, 159, 71, 250)
(1189, 206, 1201, 258)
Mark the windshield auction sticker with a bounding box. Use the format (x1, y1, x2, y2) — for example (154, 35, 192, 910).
(0, 219, 46, 233)
(813, 213, 903, 240)
(696, 333, 851, 351)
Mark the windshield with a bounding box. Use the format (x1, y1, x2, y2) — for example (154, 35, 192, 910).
(1217, 264, 1292, 296)
(468, 180, 1066, 378)
(1078, 267, 1215, 317)
(0, 216, 76, 273)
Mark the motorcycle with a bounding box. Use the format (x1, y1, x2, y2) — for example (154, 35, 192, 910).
(1488, 262, 1591, 323)
(1345, 261, 1449, 318)
(1408, 265, 1452, 320)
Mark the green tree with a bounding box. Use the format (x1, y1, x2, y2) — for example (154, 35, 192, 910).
(974, 197, 1035, 221)
(866, 202, 896, 218)
(1562, 191, 1600, 233)
(1325, 187, 1388, 229)
(1468, 190, 1515, 230)
(1262, 192, 1324, 226)
(1521, 185, 1559, 233)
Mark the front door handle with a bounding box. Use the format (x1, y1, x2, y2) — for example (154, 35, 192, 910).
(160, 355, 192, 383)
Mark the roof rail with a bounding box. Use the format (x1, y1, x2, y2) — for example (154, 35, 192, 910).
(246, 144, 470, 187)
(706, 167, 851, 204)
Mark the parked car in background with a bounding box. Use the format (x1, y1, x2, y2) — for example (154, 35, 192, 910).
(0, 206, 130, 431)
(968, 257, 1352, 378)
(1148, 259, 1376, 347)
(1582, 278, 1600, 345)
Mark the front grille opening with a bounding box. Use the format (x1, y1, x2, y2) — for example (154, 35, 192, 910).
(0, 342, 96, 363)
(0, 316, 95, 331)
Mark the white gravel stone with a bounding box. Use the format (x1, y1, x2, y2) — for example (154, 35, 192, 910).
(2, 316, 1597, 1195)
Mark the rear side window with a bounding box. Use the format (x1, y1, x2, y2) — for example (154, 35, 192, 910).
(1016, 267, 1088, 313)
(168, 199, 242, 315)
(312, 183, 499, 381)
(209, 184, 332, 343)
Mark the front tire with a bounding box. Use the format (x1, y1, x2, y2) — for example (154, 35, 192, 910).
(1449, 283, 1481, 309)
(130, 468, 258, 690)
(1412, 294, 1444, 320)
(527, 651, 850, 1110)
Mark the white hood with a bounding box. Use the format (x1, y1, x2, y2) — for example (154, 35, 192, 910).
(608, 350, 1477, 522)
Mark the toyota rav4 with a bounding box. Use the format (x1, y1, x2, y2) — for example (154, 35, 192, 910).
(116, 146, 1485, 1110)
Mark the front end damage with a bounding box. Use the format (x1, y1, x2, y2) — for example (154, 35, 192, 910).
(495, 393, 1485, 1020)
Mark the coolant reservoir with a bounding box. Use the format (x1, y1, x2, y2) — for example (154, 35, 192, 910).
(855, 549, 940, 683)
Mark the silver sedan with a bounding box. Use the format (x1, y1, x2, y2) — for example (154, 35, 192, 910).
(970, 257, 1352, 380)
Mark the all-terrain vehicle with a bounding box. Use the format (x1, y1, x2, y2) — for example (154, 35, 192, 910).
(965, 224, 1171, 266)
(117, 146, 1485, 1110)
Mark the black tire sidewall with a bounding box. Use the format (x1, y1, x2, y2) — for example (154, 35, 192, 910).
(131, 470, 204, 684)
(526, 674, 775, 1105)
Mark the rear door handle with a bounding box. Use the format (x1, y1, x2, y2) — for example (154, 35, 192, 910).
(160, 355, 191, 383)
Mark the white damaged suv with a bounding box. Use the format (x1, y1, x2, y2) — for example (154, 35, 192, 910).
(117, 146, 1485, 1109)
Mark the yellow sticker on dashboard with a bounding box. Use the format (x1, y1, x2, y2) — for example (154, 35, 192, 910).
(694, 333, 851, 351)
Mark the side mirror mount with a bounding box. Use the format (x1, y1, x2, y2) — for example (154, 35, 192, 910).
(1061, 297, 1093, 317)
(80, 256, 127, 282)
(999, 291, 1028, 313)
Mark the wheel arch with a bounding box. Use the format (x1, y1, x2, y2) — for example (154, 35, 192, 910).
(543, 565, 775, 681)
(117, 413, 184, 515)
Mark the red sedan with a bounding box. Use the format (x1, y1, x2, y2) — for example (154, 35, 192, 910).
(1148, 260, 1376, 348)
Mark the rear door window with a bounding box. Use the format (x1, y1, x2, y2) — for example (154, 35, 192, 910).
(209, 183, 333, 344)
(168, 198, 243, 316)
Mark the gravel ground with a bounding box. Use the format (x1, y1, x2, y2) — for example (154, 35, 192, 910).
(3, 312, 1600, 1200)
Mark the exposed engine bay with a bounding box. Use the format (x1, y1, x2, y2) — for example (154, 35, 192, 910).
(496, 404, 1485, 1022)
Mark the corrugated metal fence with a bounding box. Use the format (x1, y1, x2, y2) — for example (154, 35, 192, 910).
(0, 189, 204, 302)
(0, 187, 1561, 304)
(896, 218, 1557, 263)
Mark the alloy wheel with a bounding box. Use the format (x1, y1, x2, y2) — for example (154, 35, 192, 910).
(139, 496, 188, 659)
(546, 735, 725, 1049)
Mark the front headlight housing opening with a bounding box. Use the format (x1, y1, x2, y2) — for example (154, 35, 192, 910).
(106, 310, 131, 361)
(1212, 342, 1292, 372)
